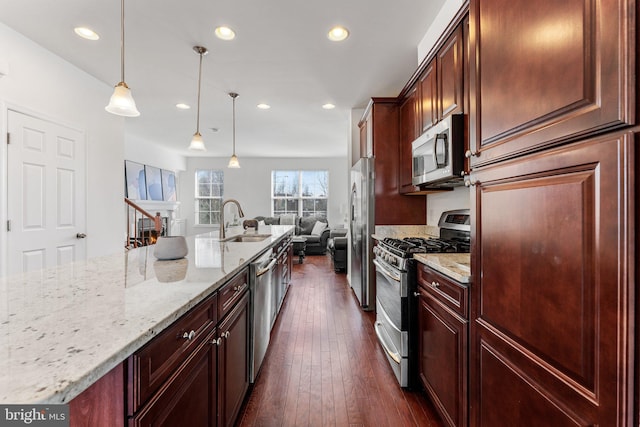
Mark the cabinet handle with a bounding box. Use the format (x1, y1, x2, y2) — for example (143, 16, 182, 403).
(465, 149, 479, 158)
(210, 337, 222, 346)
(464, 179, 479, 187)
(182, 330, 196, 340)
(233, 283, 248, 292)
(413, 292, 421, 297)
(431, 281, 440, 288)
(222, 331, 230, 339)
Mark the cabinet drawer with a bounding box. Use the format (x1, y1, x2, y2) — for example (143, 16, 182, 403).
(417, 263, 468, 319)
(127, 294, 217, 414)
(218, 269, 248, 320)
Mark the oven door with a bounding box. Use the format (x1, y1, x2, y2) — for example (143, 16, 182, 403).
(373, 258, 409, 386)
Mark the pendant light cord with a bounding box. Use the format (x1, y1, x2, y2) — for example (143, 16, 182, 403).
(196, 51, 203, 133)
(120, 0, 125, 82)
(232, 95, 236, 155)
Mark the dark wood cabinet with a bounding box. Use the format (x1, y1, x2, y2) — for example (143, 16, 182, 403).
(417, 23, 464, 134)
(127, 294, 217, 415)
(468, 0, 634, 167)
(397, 21, 466, 194)
(358, 98, 426, 223)
(437, 25, 464, 121)
(399, 86, 420, 193)
(417, 264, 468, 427)
(129, 333, 217, 427)
(217, 291, 249, 427)
(419, 63, 437, 133)
(469, 131, 635, 426)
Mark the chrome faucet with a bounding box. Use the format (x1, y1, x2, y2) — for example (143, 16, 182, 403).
(220, 199, 245, 239)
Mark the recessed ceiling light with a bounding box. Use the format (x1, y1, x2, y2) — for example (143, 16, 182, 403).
(257, 103, 271, 110)
(74, 27, 99, 41)
(322, 103, 336, 110)
(327, 26, 349, 42)
(215, 26, 236, 41)
(176, 103, 190, 110)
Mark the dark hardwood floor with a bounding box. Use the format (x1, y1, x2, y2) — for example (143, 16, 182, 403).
(237, 254, 444, 427)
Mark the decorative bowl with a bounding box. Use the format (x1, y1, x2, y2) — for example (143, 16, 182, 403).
(153, 236, 188, 260)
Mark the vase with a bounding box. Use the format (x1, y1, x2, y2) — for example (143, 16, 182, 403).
(153, 236, 188, 260)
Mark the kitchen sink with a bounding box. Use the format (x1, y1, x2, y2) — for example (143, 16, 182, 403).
(224, 234, 272, 243)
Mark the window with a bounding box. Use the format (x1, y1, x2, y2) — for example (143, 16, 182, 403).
(272, 170, 328, 217)
(195, 169, 224, 225)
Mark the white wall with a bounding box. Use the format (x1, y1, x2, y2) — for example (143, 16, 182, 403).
(0, 23, 124, 260)
(417, 0, 466, 64)
(426, 187, 470, 225)
(180, 157, 349, 237)
(125, 134, 187, 173)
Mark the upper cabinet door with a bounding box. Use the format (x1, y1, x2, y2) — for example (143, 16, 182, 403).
(438, 25, 464, 120)
(468, 0, 635, 167)
(399, 86, 420, 193)
(420, 62, 437, 133)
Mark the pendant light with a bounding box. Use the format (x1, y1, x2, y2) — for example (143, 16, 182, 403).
(105, 0, 140, 117)
(188, 46, 208, 151)
(227, 92, 241, 168)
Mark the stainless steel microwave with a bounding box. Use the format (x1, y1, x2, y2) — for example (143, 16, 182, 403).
(411, 114, 465, 187)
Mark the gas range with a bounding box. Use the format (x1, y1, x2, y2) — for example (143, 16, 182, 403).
(373, 209, 470, 389)
(374, 209, 470, 272)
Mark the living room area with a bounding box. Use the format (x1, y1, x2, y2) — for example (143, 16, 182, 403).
(126, 138, 351, 271)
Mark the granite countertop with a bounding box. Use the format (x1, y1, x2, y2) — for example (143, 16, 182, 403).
(0, 225, 293, 405)
(413, 253, 471, 284)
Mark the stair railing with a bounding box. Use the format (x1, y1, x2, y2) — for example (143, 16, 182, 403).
(125, 198, 163, 249)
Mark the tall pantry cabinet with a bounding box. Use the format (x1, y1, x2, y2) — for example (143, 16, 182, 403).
(466, 0, 636, 425)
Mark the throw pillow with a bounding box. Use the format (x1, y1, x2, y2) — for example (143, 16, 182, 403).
(311, 221, 327, 236)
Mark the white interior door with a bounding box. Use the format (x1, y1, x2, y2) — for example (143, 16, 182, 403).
(6, 110, 86, 275)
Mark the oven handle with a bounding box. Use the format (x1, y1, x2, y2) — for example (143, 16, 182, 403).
(373, 258, 401, 283)
(374, 321, 401, 364)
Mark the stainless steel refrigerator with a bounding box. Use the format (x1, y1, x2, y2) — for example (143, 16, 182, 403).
(350, 157, 375, 310)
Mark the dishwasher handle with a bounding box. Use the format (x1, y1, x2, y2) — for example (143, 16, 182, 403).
(256, 258, 277, 277)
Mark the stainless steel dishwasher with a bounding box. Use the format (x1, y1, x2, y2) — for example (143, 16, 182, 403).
(249, 249, 277, 383)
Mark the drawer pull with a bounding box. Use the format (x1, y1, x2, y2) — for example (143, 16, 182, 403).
(222, 331, 230, 339)
(182, 330, 196, 340)
(210, 337, 222, 346)
(413, 292, 421, 297)
(233, 283, 248, 292)
(431, 281, 440, 288)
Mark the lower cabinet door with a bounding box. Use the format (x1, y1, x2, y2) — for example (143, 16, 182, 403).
(217, 292, 250, 427)
(129, 332, 217, 427)
(418, 286, 468, 427)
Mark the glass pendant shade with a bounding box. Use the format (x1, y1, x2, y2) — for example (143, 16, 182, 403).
(106, 0, 139, 117)
(228, 154, 240, 168)
(105, 82, 140, 117)
(188, 132, 206, 151)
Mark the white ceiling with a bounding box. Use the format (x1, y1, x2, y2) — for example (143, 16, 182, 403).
(0, 0, 446, 158)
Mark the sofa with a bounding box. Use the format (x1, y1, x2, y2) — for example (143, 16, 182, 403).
(328, 228, 348, 272)
(254, 214, 330, 255)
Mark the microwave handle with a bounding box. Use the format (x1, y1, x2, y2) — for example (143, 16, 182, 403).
(435, 133, 448, 167)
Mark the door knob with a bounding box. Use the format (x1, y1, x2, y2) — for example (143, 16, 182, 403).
(76, 233, 87, 239)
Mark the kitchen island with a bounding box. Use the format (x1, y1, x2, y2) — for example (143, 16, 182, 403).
(0, 225, 293, 405)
